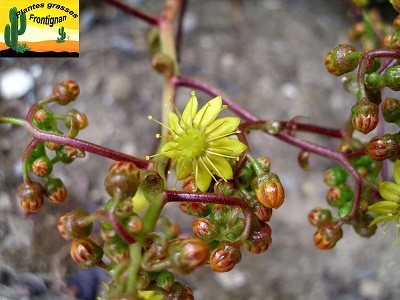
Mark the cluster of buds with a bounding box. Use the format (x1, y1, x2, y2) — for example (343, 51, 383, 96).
(16, 81, 86, 213)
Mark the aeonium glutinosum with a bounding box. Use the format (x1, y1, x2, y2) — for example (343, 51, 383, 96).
(368, 159, 400, 243)
(147, 91, 247, 192)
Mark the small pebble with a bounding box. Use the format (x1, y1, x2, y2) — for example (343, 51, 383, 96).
(0, 68, 34, 100)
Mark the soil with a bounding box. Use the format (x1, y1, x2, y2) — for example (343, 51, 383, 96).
(1, 1, 399, 300)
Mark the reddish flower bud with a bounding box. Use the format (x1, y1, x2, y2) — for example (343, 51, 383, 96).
(55, 145, 85, 164)
(67, 109, 88, 130)
(351, 102, 379, 134)
(366, 134, 398, 161)
(392, 0, 400, 12)
(325, 44, 360, 76)
(313, 221, 343, 250)
(323, 166, 348, 186)
(192, 218, 219, 243)
(167, 282, 194, 300)
(326, 184, 353, 207)
(44, 177, 67, 203)
(390, 30, 400, 49)
(33, 108, 55, 129)
(100, 221, 116, 241)
(57, 209, 93, 240)
(70, 238, 104, 269)
(18, 181, 44, 212)
(126, 213, 143, 234)
(104, 161, 141, 198)
(182, 175, 198, 192)
(179, 201, 209, 217)
(252, 173, 285, 209)
(254, 203, 273, 223)
(308, 207, 332, 227)
(103, 236, 129, 263)
(210, 241, 242, 272)
(168, 238, 210, 274)
(45, 129, 63, 151)
(382, 97, 400, 123)
(32, 156, 53, 177)
(243, 222, 272, 254)
(51, 80, 80, 105)
(383, 65, 400, 91)
(214, 180, 235, 196)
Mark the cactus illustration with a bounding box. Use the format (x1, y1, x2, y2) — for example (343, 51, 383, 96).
(4, 7, 27, 51)
(56, 26, 66, 43)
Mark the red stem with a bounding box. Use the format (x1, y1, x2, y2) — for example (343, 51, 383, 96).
(105, 0, 159, 26)
(95, 210, 137, 244)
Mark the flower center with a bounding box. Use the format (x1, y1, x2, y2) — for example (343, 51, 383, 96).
(176, 129, 206, 158)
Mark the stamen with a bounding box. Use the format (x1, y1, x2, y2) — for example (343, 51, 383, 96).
(199, 156, 218, 183)
(148, 115, 174, 131)
(204, 155, 226, 181)
(207, 130, 242, 142)
(205, 149, 238, 160)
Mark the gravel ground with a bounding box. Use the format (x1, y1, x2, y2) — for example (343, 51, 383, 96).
(1, 1, 400, 299)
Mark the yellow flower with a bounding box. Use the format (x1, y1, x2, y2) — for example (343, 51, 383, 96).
(138, 291, 163, 300)
(368, 159, 400, 243)
(147, 91, 247, 192)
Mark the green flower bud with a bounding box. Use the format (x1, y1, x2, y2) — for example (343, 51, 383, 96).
(351, 102, 379, 134)
(382, 97, 400, 123)
(323, 166, 348, 186)
(307, 207, 332, 227)
(29, 142, 46, 160)
(338, 201, 352, 218)
(366, 134, 398, 161)
(353, 214, 377, 238)
(383, 65, 400, 91)
(33, 108, 55, 129)
(44, 177, 67, 203)
(151, 52, 175, 76)
(57, 209, 93, 240)
(104, 236, 129, 263)
(365, 72, 382, 87)
(325, 44, 360, 76)
(326, 185, 353, 207)
(157, 270, 175, 291)
(18, 181, 44, 212)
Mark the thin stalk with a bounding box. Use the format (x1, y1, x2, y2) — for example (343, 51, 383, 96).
(105, 0, 158, 25)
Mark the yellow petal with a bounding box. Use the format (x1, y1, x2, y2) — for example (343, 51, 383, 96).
(369, 215, 395, 227)
(208, 137, 247, 156)
(204, 154, 233, 180)
(368, 201, 399, 214)
(204, 117, 241, 138)
(169, 112, 183, 138)
(193, 96, 222, 129)
(196, 159, 212, 192)
(379, 181, 400, 203)
(160, 141, 179, 159)
(394, 159, 400, 185)
(176, 157, 193, 180)
(180, 92, 198, 128)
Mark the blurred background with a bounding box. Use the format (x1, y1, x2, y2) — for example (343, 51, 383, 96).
(1, 0, 400, 299)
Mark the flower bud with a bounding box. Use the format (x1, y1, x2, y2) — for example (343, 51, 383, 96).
(29, 142, 46, 160)
(192, 218, 219, 243)
(323, 166, 348, 186)
(325, 44, 360, 76)
(238, 165, 254, 188)
(18, 181, 44, 212)
(182, 175, 197, 192)
(254, 203, 273, 223)
(382, 97, 400, 123)
(392, 0, 400, 12)
(151, 52, 175, 76)
(104, 161, 141, 198)
(313, 220, 343, 250)
(243, 222, 272, 254)
(214, 180, 235, 196)
(390, 29, 400, 49)
(33, 108, 55, 129)
(44, 177, 67, 203)
(338, 201, 352, 218)
(168, 238, 210, 274)
(210, 204, 228, 225)
(100, 221, 116, 241)
(70, 238, 104, 269)
(326, 184, 353, 207)
(45, 129, 63, 151)
(104, 236, 129, 263)
(57, 209, 93, 240)
(353, 214, 377, 238)
(210, 241, 242, 272)
(252, 173, 285, 209)
(55, 145, 85, 164)
(307, 207, 332, 227)
(66, 109, 88, 130)
(51, 80, 80, 105)
(366, 134, 398, 161)
(157, 270, 174, 291)
(32, 156, 53, 177)
(166, 282, 194, 300)
(126, 213, 144, 234)
(179, 201, 209, 217)
(351, 102, 379, 134)
(383, 65, 400, 91)
(298, 150, 311, 171)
